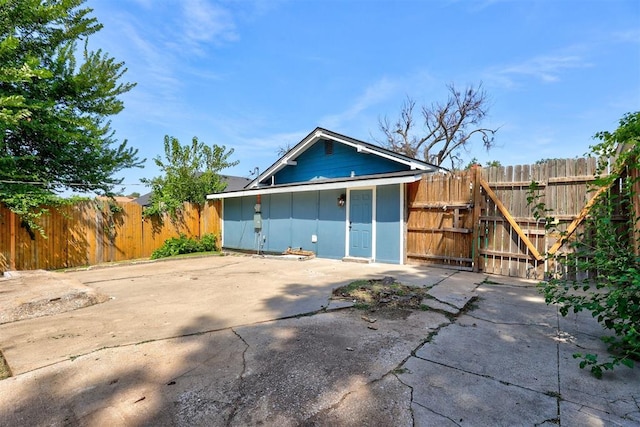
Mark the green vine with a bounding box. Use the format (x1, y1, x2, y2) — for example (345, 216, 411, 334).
(528, 112, 640, 378)
(95, 199, 124, 241)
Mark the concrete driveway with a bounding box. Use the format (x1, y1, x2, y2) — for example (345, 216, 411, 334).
(0, 255, 638, 426)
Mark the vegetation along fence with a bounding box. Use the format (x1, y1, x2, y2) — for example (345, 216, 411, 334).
(406, 157, 632, 279)
(1, 157, 635, 279)
(0, 200, 221, 272)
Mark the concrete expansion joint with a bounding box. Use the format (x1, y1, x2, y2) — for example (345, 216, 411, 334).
(431, 270, 463, 287)
(464, 312, 550, 328)
(412, 400, 463, 426)
(412, 356, 556, 398)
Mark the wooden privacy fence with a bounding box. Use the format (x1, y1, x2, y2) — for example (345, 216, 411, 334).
(0, 200, 221, 272)
(406, 157, 630, 279)
(1, 157, 633, 279)
(406, 169, 476, 270)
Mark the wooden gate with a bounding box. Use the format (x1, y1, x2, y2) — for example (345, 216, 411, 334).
(405, 158, 622, 278)
(477, 157, 621, 279)
(405, 169, 477, 270)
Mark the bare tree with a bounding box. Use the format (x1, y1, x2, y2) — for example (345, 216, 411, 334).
(378, 83, 498, 169)
(276, 143, 292, 157)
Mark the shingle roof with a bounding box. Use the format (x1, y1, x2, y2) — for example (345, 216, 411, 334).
(134, 174, 251, 206)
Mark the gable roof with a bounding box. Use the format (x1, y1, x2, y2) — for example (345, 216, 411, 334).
(246, 127, 439, 189)
(207, 128, 443, 200)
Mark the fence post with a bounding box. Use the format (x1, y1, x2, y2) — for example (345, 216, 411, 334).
(9, 210, 16, 270)
(631, 159, 640, 256)
(471, 166, 482, 272)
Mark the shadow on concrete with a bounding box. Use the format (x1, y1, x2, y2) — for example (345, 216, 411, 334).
(0, 266, 446, 426)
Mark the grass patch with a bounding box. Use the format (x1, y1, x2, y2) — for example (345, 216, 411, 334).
(0, 350, 12, 380)
(333, 276, 429, 311)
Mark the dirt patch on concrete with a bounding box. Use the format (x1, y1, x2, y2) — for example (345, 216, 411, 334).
(332, 276, 429, 314)
(0, 270, 110, 325)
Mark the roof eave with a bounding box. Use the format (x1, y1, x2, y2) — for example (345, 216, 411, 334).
(207, 172, 425, 199)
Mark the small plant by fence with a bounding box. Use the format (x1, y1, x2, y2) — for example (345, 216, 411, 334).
(0, 200, 221, 271)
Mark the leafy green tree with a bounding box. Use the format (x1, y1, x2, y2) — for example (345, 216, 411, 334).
(532, 111, 640, 378)
(142, 136, 238, 218)
(464, 158, 502, 170)
(0, 0, 142, 227)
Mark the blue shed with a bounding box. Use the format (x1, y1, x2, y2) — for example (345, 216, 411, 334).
(207, 128, 440, 264)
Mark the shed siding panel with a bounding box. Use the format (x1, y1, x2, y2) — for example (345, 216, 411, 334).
(290, 192, 318, 251)
(376, 184, 401, 263)
(265, 193, 292, 252)
(223, 198, 256, 250)
(275, 140, 410, 184)
(317, 189, 347, 259)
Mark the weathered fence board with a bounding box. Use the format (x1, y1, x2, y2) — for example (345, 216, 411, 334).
(405, 157, 632, 279)
(0, 200, 221, 271)
(406, 170, 475, 270)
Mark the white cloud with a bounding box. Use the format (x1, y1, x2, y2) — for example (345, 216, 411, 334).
(241, 130, 308, 151)
(487, 54, 591, 87)
(181, 0, 238, 52)
(321, 77, 400, 129)
(612, 28, 640, 44)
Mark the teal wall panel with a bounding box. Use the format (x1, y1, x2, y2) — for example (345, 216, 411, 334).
(275, 139, 409, 184)
(376, 184, 401, 263)
(265, 193, 291, 252)
(223, 197, 259, 251)
(291, 192, 318, 251)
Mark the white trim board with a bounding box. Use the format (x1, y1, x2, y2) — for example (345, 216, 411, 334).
(208, 174, 423, 200)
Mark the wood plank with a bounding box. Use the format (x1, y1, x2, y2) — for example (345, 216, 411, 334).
(409, 202, 473, 209)
(548, 175, 596, 183)
(10, 210, 16, 270)
(487, 181, 546, 188)
(479, 176, 543, 260)
(407, 227, 473, 234)
(479, 249, 534, 260)
(406, 253, 472, 262)
(471, 166, 482, 272)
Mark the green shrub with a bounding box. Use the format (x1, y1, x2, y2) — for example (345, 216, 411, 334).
(199, 233, 217, 252)
(151, 233, 218, 260)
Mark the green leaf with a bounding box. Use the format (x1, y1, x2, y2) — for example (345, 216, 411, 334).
(621, 359, 634, 369)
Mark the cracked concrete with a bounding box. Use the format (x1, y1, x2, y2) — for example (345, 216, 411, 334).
(0, 256, 639, 426)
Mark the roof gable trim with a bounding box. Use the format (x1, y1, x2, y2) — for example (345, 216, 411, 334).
(248, 127, 435, 188)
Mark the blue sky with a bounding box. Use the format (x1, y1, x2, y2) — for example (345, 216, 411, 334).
(86, 0, 639, 195)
